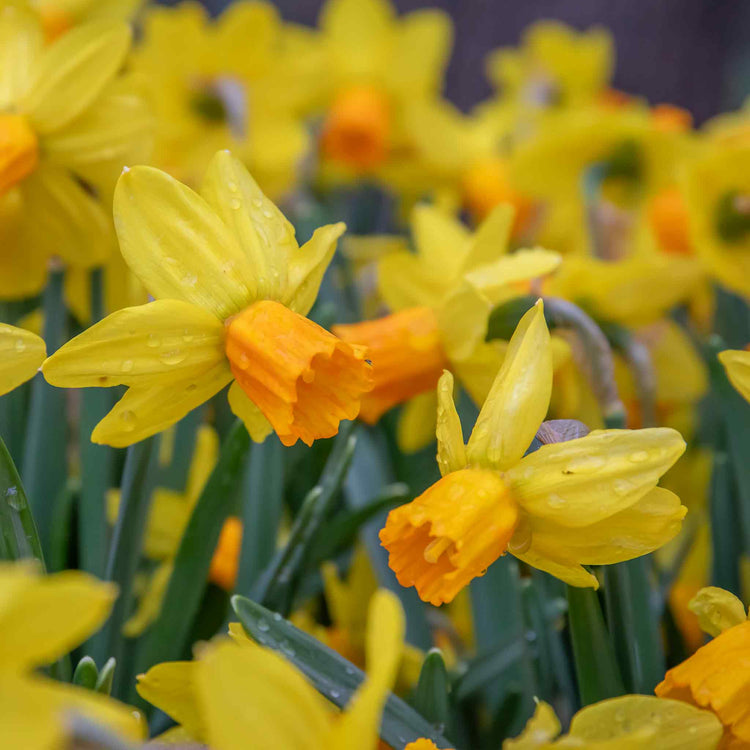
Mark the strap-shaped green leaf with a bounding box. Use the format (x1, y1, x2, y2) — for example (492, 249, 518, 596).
(411, 649, 450, 734)
(232, 595, 452, 750)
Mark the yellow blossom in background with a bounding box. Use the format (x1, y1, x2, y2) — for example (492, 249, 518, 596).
(335, 203, 561, 450)
(29, 0, 144, 40)
(504, 696, 721, 749)
(681, 111, 749, 298)
(656, 587, 750, 748)
(137, 589, 405, 749)
(0, 322, 45, 396)
(43, 150, 373, 447)
(131, 1, 309, 196)
(312, 0, 452, 190)
(380, 301, 687, 605)
(719, 349, 750, 402)
(0, 561, 145, 748)
(0, 4, 151, 299)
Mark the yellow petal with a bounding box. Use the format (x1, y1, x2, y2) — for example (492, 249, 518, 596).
(123, 561, 173, 637)
(285, 223, 346, 315)
(227, 381, 273, 443)
(719, 349, 750, 403)
(463, 203, 514, 271)
(0, 2, 42, 109)
(91, 362, 232, 447)
(507, 427, 686, 528)
(185, 424, 220, 502)
(0, 674, 145, 747)
(0, 323, 45, 397)
(196, 639, 329, 750)
(113, 164, 255, 319)
(688, 586, 747, 637)
(504, 700, 561, 749)
(0, 569, 116, 673)
(452, 340, 506, 406)
(43, 300, 225, 388)
(22, 21, 131, 134)
(412, 204, 470, 283)
(137, 660, 206, 741)
(436, 277, 493, 363)
(467, 300, 552, 471)
(396, 390, 439, 454)
(377, 251, 446, 311)
(568, 695, 723, 749)
(330, 589, 405, 748)
(199, 150, 297, 302)
(435, 371, 466, 476)
(512, 543, 599, 589)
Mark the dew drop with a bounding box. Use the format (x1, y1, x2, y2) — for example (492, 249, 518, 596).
(301, 369, 315, 384)
(280, 640, 295, 657)
(5, 486, 24, 511)
(613, 478, 633, 496)
(119, 410, 136, 431)
(628, 450, 649, 463)
(251, 198, 263, 208)
(272, 612, 282, 621)
(262, 208, 273, 218)
(121, 359, 134, 373)
(227, 180, 238, 192)
(257, 619, 270, 632)
(182, 329, 194, 343)
(548, 493, 566, 508)
(14, 339, 25, 352)
(563, 455, 605, 474)
(146, 333, 160, 348)
(230, 198, 241, 210)
(329, 688, 341, 700)
(160, 349, 185, 366)
(236, 352, 250, 370)
(182, 273, 198, 288)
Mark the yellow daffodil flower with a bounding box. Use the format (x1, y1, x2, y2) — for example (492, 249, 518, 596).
(0, 561, 145, 747)
(486, 21, 614, 114)
(719, 349, 750, 402)
(0, 5, 151, 298)
(43, 150, 373, 447)
(505, 695, 722, 749)
(0, 322, 45, 396)
(681, 112, 749, 298)
(313, 0, 452, 184)
(29, 0, 144, 41)
(334, 203, 561, 442)
(656, 587, 750, 748)
(380, 301, 687, 605)
(137, 588, 405, 749)
(131, 1, 310, 196)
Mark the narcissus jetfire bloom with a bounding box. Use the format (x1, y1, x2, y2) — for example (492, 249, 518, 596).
(0, 5, 151, 298)
(0, 561, 144, 747)
(0, 322, 45, 396)
(719, 349, 750, 403)
(505, 695, 722, 749)
(656, 587, 750, 749)
(43, 150, 373, 447)
(137, 589, 405, 749)
(334, 203, 561, 446)
(380, 301, 687, 605)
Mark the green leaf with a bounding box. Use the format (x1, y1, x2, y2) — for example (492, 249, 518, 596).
(135, 421, 250, 681)
(0, 433, 45, 567)
(72, 656, 98, 691)
(411, 649, 450, 734)
(235, 435, 285, 597)
(253, 422, 357, 614)
(566, 586, 624, 705)
(232, 595, 452, 750)
(603, 557, 664, 694)
(95, 657, 116, 696)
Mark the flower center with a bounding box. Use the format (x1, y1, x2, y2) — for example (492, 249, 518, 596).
(647, 187, 692, 256)
(39, 8, 73, 43)
(333, 306, 447, 424)
(320, 85, 391, 171)
(189, 77, 247, 137)
(0, 114, 39, 196)
(225, 300, 373, 446)
(380, 468, 519, 606)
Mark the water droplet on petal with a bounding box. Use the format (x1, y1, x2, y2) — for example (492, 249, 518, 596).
(230, 198, 241, 210)
(182, 329, 194, 343)
(251, 198, 263, 208)
(146, 333, 160, 348)
(121, 359, 134, 373)
(548, 493, 566, 508)
(563, 454, 605, 474)
(14, 339, 25, 352)
(5, 486, 24, 511)
(160, 349, 185, 366)
(120, 410, 136, 431)
(227, 180, 238, 192)
(613, 478, 633, 496)
(182, 273, 198, 288)
(628, 450, 649, 463)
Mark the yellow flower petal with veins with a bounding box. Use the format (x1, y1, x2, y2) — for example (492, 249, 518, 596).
(378, 250, 447, 311)
(688, 586, 748, 637)
(227, 381, 274, 443)
(719, 349, 750, 403)
(435, 371, 466, 476)
(467, 300, 552, 471)
(43, 299, 226, 389)
(503, 700, 560, 749)
(0, 323, 45, 397)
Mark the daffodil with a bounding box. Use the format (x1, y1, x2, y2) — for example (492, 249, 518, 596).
(0, 322, 45, 396)
(504, 695, 722, 749)
(0, 5, 151, 298)
(486, 21, 614, 115)
(380, 301, 687, 605)
(43, 150, 373, 447)
(131, 1, 310, 196)
(656, 586, 750, 748)
(106, 424, 219, 635)
(334, 203, 561, 450)
(137, 588, 405, 749)
(681, 113, 749, 298)
(719, 349, 750, 403)
(0, 561, 144, 748)
(312, 0, 452, 186)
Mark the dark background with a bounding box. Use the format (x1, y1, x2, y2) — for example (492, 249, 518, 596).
(161, 0, 749, 124)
